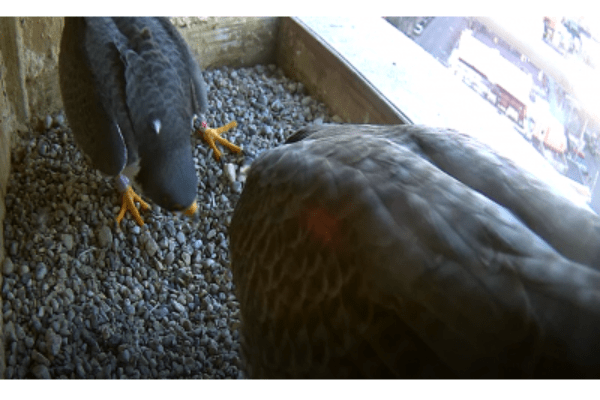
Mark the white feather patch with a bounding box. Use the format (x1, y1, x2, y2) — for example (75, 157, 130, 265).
(153, 119, 161, 135)
(115, 123, 128, 173)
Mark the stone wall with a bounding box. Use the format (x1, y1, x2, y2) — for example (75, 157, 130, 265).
(0, 16, 64, 379)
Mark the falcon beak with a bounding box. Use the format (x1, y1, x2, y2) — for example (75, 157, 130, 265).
(184, 200, 198, 216)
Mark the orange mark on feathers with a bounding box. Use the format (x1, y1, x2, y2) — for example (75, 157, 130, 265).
(301, 206, 341, 249)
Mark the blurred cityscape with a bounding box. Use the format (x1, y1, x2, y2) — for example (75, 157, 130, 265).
(385, 16, 600, 213)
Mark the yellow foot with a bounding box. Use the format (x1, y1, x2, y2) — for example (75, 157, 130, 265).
(116, 185, 151, 227)
(197, 120, 242, 161)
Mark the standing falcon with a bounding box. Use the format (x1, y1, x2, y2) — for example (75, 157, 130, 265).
(59, 17, 240, 226)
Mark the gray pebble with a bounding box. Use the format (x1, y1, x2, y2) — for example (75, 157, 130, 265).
(63, 203, 74, 215)
(2, 257, 14, 275)
(103, 364, 113, 378)
(21, 273, 31, 285)
(155, 307, 169, 319)
(32, 364, 51, 379)
(61, 234, 74, 251)
(31, 317, 43, 333)
(97, 225, 112, 248)
(176, 231, 186, 245)
(32, 349, 51, 366)
(9, 241, 18, 256)
(207, 174, 217, 188)
(45, 115, 53, 130)
(119, 348, 131, 363)
(15, 323, 26, 340)
(158, 237, 169, 249)
(271, 99, 283, 111)
(5, 320, 17, 342)
(101, 325, 112, 340)
(25, 336, 35, 348)
(232, 181, 242, 193)
(261, 125, 273, 137)
(19, 264, 30, 276)
(45, 329, 62, 356)
(172, 300, 186, 314)
(55, 112, 66, 127)
(181, 319, 192, 331)
(145, 237, 159, 257)
(35, 263, 48, 280)
(76, 364, 86, 378)
(64, 288, 75, 303)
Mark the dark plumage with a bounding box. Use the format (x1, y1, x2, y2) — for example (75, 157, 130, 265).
(230, 123, 600, 378)
(59, 17, 206, 223)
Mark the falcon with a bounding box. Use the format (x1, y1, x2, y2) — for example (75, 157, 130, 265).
(230, 123, 600, 378)
(59, 17, 241, 226)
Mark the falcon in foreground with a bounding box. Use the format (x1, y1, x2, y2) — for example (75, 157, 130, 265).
(59, 17, 240, 226)
(230, 123, 600, 378)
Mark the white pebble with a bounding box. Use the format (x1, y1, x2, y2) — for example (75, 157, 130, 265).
(224, 163, 236, 183)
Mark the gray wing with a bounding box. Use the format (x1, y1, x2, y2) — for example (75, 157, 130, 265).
(109, 17, 204, 137)
(230, 124, 600, 378)
(292, 124, 600, 268)
(389, 124, 600, 268)
(59, 17, 130, 176)
(155, 17, 209, 115)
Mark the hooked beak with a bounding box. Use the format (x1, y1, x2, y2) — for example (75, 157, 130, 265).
(184, 200, 198, 216)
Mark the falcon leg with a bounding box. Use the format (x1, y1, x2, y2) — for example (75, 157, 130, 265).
(115, 175, 150, 227)
(195, 120, 242, 161)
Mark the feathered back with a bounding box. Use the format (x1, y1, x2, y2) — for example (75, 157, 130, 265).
(230, 124, 600, 378)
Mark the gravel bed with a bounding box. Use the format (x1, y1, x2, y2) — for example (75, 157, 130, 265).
(2, 64, 337, 378)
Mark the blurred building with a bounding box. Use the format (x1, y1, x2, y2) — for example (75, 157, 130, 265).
(450, 30, 533, 127)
